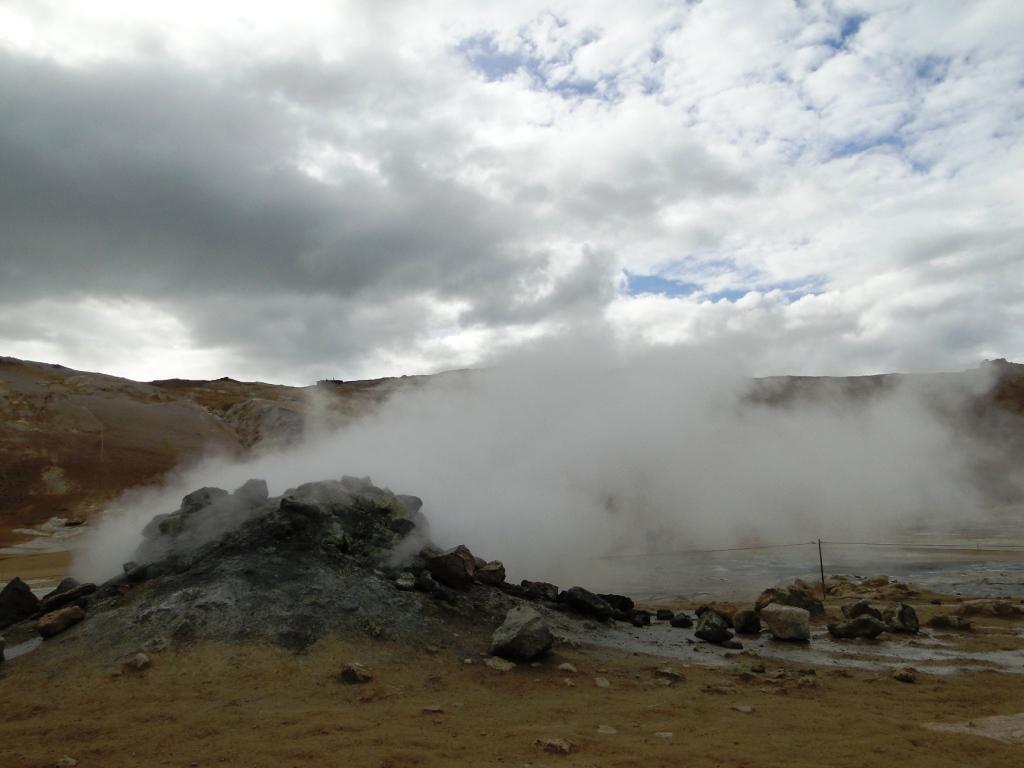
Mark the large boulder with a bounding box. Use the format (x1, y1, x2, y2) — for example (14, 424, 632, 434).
(0, 577, 40, 629)
(755, 582, 824, 617)
(563, 587, 614, 621)
(827, 615, 886, 639)
(426, 545, 477, 588)
(694, 610, 733, 644)
(38, 605, 85, 638)
(490, 606, 554, 661)
(760, 604, 810, 641)
(882, 603, 919, 634)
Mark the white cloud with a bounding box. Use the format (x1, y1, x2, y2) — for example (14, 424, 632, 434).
(0, 0, 1021, 380)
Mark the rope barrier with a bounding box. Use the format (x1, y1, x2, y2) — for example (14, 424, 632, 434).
(599, 538, 1024, 559)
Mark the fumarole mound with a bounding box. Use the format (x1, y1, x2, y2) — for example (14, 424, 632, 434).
(43, 476, 536, 654)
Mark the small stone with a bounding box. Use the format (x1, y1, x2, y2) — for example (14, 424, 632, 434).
(597, 724, 617, 735)
(124, 652, 151, 672)
(731, 705, 754, 714)
(536, 738, 577, 754)
(927, 614, 972, 631)
(893, 667, 917, 684)
(654, 731, 673, 739)
(797, 676, 817, 689)
(594, 676, 610, 688)
(422, 705, 444, 714)
(54, 758, 78, 768)
(750, 663, 766, 674)
(655, 667, 683, 681)
(655, 609, 675, 621)
(557, 662, 578, 673)
(394, 572, 416, 591)
(485, 656, 516, 672)
(338, 663, 373, 684)
(669, 613, 694, 628)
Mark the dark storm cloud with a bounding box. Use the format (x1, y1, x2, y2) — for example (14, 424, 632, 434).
(0, 51, 547, 315)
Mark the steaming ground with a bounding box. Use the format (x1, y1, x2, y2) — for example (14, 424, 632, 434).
(72, 349, 1003, 586)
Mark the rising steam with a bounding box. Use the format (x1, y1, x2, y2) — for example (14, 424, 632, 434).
(72, 342, 1003, 586)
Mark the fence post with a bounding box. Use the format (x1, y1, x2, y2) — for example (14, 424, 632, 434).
(818, 538, 827, 603)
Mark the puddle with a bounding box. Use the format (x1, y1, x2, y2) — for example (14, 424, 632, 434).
(3, 636, 43, 660)
(925, 712, 1024, 744)
(0, 516, 88, 557)
(549, 616, 1024, 676)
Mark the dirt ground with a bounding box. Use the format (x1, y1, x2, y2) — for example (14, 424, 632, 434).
(2, 623, 1023, 768)
(2, 542, 1023, 767)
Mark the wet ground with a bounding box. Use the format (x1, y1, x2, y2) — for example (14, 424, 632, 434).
(549, 610, 1024, 677)
(584, 540, 1024, 601)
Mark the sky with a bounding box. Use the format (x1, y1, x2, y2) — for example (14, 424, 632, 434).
(1, 0, 1022, 384)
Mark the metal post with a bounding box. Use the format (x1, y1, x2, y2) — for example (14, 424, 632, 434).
(818, 538, 827, 602)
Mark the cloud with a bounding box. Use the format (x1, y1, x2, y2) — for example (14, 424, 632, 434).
(0, 0, 1021, 382)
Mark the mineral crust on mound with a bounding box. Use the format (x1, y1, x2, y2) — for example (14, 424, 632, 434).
(52, 477, 520, 654)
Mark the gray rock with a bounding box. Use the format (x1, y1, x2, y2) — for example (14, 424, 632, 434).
(882, 603, 919, 634)
(760, 604, 810, 641)
(338, 662, 372, 683)
(598, 593, 635, 618)
(38, 605, 85, 638)
(927, 614, 972, 631)
(656, 609, 675, 621)
(39, 583, 96, 615)
(563, 587, 614, 621)
(490, 606, 553, 661)
(234, 478, 269, 505)
(669, 613, 694, 628)
(44, 577, 80, 600)
(694, 610, 733, 644)
(521, 580, 560, 602)
(426, 545, 477, 588)
(0, 577, 40, 629)
(393, 572, 416, 591)
(755, 583, 824, 617)
(841, 599, 882, 620)
(827, 615, 886, 639)
(181, 486, 230, 515)
(630, 610, 652, 627)
(476, 560, 506, 586)
(732, 609, 761, 635)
